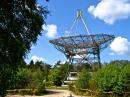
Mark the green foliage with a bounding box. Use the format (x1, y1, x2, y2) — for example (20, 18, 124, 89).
(28, 61, 51, 81)
(110, 60, 130, 67)
(93, 63, 130, 96)
(48, 69, 62, 86)
(48, 63, 69, 86)
(68, 83, 77, 94)
(7, 62, 51, 95)
(93, 64, 120, 92)
(89, 79, 98, 91)
(12, 67, 46, 95)
(76, 69, 91, 89)
(0, 64, 14, 97)
(119, 64, 130, 92)
(0, 0, 48, 96)
(17, 68, 45, 88)
(76, 63, 91, 72)
(0, 0, 48, 67)
(46, 81, 54, 87)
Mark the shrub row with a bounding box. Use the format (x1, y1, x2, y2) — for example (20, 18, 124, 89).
(70, 63, 130, 97)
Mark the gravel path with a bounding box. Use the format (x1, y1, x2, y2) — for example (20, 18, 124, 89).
(6, 90, 87, 97)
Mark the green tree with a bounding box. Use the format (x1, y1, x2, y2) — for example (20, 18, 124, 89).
(49, 69, 62, 86)
(109, 60, 130, 67)
(119, 64, 130, 92)
(76, 63, 91, 72)
(48, 63, 70, 86)
(16, 67, 46, 94)
(76, 68, 91, 89)
(94, 64, 121, 92)
(29, 60, 34, 66)
(93, 63, 130, 96)
(53, 60, 61, 68)
(28, 61, 51, 81)
(0, 0, 48, 96)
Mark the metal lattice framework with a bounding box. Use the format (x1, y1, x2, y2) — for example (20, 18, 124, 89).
(50, 34, 114, 66)
(49, 10, 115, 68)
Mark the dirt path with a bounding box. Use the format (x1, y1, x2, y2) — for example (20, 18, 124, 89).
(6, 90, 87, 97)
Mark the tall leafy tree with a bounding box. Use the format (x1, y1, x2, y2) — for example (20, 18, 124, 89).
(0, 0, 48, 96)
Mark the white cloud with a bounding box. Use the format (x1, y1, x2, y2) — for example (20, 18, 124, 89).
(110, 52, 115, 56)
(110, 36, 130, 55)
(88, 0, 130, 25)
(31, 55, 46, 63)
(43, 24, 58, 38)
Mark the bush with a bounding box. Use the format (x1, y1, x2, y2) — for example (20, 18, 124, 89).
(33, 82, 46, 95)
(93, 64, 130, 96)
(48, 69, 62, 86)
(46, 81, 54, 87)
(76, 69, 91, 89)
(94, 64, 121, 92)
(14, 68, 46, 95)
(89, 79, 98, 91)
(68, 82, 76, 92)
(119, 64, 130, 92)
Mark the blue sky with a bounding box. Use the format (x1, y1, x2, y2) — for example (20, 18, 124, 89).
(25, 0, 130, 65)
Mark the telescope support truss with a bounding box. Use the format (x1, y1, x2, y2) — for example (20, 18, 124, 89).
(50, 34, 115, 69)
(50, 10, 115, 69)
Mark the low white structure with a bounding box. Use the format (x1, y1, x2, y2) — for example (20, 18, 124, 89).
(67, 72, 78, 81)
(62, 72, 78, 87)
